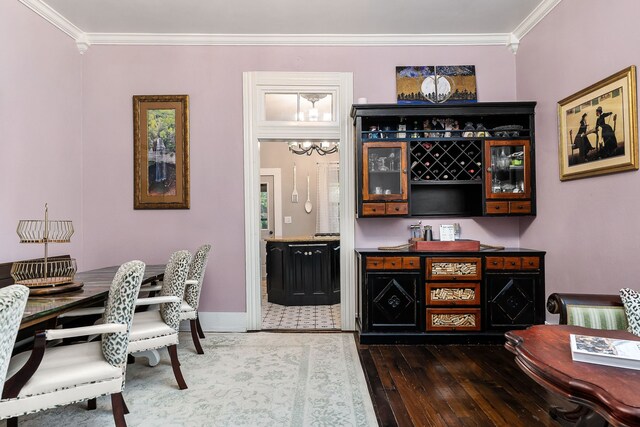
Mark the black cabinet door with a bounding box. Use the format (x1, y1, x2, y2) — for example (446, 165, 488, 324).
(485, 273, 542, 330)
(289, 244, 332, 305)
(366, 272, 420, 332)
(266, 243, 286, 304)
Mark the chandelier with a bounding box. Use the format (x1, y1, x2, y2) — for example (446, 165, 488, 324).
(288, 140, 339, 156)
(300, 93, 329, 122)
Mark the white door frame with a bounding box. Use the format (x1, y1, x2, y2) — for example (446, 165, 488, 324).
(259, 168, 283, 238)
(243, 71, 355, 330)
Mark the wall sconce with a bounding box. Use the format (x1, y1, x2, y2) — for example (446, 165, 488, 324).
(288, 140, 339, 156)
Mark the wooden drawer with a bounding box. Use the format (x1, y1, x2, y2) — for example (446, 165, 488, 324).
(485, 257, 504, 270)
(385, 202, 408, 215)
(509, 201, 531, 214)
(426, 258, 482, 281)
(366, 257, 384, 270)
(402, 257, 420, 270)
(362, 203, 385, 216)
(521, 257, 540, 270)
(485, 256, 540, 271)
(383, 257, 403, 270)
(366, 256, 419, 271)
(486, 201, 508, 214)
(426, 283, 480, 306)
(503, 257, 522, 270)
(426, 308, 481, 331)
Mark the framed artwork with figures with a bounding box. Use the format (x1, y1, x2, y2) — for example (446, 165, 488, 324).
(396, 66, 477, 105)
(133, 95, 190, 209)
(558, 66, 638, 181)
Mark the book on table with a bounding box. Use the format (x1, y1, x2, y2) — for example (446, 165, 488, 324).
(570, 334, 640, 371)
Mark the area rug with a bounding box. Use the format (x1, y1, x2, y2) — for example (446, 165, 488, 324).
(15, 332, 378, 426)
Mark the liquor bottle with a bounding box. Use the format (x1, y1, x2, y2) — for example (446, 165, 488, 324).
(411, 121, 420, 138)
(397, 117, 407, 138)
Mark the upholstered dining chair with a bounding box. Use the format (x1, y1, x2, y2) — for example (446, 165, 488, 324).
(128, 250, 192, 390)
(0, 261, 146, 427)
(181, 244, 211, 354)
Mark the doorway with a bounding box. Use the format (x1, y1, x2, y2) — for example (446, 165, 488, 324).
(243, 71, 355, 331)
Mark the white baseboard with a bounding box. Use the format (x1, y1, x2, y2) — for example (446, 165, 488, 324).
(180, 311, 247, 333)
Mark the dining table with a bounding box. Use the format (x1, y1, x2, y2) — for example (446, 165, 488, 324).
(20, 264, 166, 330)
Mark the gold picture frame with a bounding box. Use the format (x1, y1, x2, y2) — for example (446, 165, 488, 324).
(558, 66, 638, 181)
(133, 95, 190, 209)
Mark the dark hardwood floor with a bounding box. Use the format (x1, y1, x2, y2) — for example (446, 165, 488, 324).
(358, 343, 569, 427)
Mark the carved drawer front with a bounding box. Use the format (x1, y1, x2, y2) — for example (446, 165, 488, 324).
(426, 283, 480, 306)
(402, 257, 420, 270)
(367, 257, 419, 271)
(427, 308, 481, 331)
(426, 258, 481, 281)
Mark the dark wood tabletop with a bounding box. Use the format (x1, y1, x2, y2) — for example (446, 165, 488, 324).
(505, 324, 640, 427)
(20, 264, 165, 330)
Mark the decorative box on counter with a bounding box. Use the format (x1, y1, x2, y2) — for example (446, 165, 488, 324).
(409, 238, 480, 252)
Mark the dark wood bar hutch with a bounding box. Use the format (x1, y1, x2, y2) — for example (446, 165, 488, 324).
(352, 102, 537, 217)
(356, 248, 546, 344)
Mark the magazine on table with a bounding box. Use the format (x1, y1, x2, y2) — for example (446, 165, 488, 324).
(570, 334, 640, 371)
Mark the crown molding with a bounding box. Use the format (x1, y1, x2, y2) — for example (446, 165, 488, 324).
(512, 0, 563, 40)
(18, 0, 83, 41)
(20, 0, 562, 54)
(85, 32, 511, 47)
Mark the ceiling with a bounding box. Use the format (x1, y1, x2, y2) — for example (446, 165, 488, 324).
(20, 0, 562, 51)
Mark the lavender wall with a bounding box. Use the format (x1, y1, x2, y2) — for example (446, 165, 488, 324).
(80, 45, 518, 312)
(516, 0, 640, 300)
(0, 2, 83, 263)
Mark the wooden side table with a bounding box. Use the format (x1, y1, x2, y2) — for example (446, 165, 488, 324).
(506, 325, 640, 427)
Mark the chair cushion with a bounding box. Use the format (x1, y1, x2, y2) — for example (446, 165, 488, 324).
(180, 301, 197, 320)
(566, 304, 628, 330)
(6, 341, 121, 397)
(620, 288, 640, 336)
(129, 311, 177, 343)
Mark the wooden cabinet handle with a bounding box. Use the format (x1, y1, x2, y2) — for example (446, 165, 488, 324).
(492, 261, 498, 265)
(394, 207, 400, 211)
(510, 261, 516, 266)
(495, 206, 501, 210)
(372, 208, 377, 212)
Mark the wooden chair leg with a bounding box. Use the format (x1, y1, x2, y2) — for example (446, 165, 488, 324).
(122, 395, 130, 415)
(7, 417, 18, 427)
(196, 316, 205, 339)
(127, 354, 136, 364)
(88, 397, 97, 410)
(190, 319, 205, 354)
(111, 393, 127, 427)
(167, 344, 188, 390)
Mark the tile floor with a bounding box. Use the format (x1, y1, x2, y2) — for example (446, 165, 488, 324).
(261, 280, 341, 330)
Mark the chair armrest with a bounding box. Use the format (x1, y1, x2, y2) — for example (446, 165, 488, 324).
(2, 332, 47, 399)
(185, 279, 198, 287)
(136, 296, 181, 306)
(140, 284, 162, 292)
(57, 306, 106, 318)
(44, 323, 126, 341)
(547, 293, 623, 325)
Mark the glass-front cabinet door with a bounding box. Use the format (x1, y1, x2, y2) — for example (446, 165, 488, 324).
(484, 140, 531, 200)
(362, 142, 408, 201)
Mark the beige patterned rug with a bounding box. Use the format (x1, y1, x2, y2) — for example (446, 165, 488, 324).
(14, 332, 378, 427)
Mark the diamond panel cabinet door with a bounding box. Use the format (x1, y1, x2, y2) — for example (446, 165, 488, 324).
(368, 272, 420, 331)
(487, 274, 537, 328)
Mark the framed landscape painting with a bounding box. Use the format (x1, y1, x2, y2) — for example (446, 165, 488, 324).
(133, 95, 190, 209)
(558, 66, 638, 181)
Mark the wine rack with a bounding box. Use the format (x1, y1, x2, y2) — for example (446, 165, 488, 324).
(410, 140, 482, 182)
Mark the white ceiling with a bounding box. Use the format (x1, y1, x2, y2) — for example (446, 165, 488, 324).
(20, 0, 562, 51)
